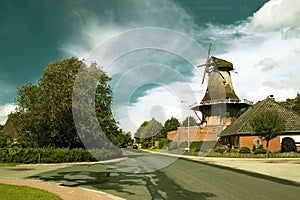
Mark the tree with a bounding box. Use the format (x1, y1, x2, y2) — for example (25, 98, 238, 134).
(164, 117, 180, 132)
(181, 116, 197, 127)
(155, 117, 180, 141)
(279, 94, 300, 114)
(14, 57, 121, 148)
(134, 118, 163, 148)
(250, 110, 285, 157)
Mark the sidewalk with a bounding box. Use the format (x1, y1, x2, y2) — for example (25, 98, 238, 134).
(0, 178, 125, 200)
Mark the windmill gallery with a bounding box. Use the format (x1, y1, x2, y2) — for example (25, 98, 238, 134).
(167, 44, 300, 152)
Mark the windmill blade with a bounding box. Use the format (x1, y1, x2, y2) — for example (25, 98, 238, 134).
(201, 66, 208, 84)
(197, 64, 206, 68)
(207, 43, 212, 60)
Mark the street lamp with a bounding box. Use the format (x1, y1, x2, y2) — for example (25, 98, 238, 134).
(181, 101, 190, 152)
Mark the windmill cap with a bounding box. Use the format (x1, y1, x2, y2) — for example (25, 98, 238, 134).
(211, 56, 234, 71)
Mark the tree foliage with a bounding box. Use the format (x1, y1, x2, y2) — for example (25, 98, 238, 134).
(181, 116, 197, 127)
(13, 57, 121, 148)
(250, 110, 285, 156)
(279, 93, 300, 114)
(164, 117, 180, 132)
(134, 118, 163, 148)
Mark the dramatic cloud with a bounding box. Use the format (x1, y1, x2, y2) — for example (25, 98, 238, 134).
(62, 0, 300, 132)
(251, 0, 300, 39)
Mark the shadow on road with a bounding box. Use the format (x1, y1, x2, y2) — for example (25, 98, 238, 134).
(27, 163, 216, 200)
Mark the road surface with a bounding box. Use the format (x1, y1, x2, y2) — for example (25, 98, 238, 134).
(1, 150, 299, 200)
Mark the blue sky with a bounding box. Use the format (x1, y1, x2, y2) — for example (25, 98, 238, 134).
(1, 0, 300, 132)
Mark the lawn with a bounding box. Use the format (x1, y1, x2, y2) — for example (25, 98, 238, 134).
(0, 183, 62, 200)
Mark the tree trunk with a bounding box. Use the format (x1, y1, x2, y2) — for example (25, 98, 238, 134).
(266, 140, 270, 158)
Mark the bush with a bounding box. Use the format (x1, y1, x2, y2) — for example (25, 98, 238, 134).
(253, 148, 267, 154)
(214, 146, 226, 154)
(0, 134, 13, 148)
(0, 147, 118, 163)
(159, 138, 171, 149)
(190, 142, 203, 152)
(281, 137, 297, 152)
(239, 146, 250, 154)
(167, 141, 178, 150)
(178, 141, 188, 149)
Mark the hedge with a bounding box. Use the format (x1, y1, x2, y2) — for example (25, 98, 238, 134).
(0, 147, 122, 164)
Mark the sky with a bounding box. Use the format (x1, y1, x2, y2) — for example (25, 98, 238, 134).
(1, 0, 300, 133)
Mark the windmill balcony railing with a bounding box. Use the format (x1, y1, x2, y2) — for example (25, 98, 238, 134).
(200, 99, 253, 105)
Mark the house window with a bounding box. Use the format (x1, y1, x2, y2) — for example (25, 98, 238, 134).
(233, 136, 239, 148)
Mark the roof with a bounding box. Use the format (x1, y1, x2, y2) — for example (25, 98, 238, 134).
(220, 98, 300, 137)
(1, 117, 18, 137)
(210, 56, 234, 71)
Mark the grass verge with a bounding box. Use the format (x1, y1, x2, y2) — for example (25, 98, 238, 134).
(0, 183, 62, 200)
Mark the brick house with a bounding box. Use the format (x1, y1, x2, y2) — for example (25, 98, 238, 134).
(219, 97, 300, 151)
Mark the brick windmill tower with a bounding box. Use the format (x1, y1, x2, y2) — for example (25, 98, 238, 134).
(191, 43, 252, 137)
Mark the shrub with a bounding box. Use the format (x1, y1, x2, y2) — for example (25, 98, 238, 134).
(167, 141, 178, 150)
(214, 146, 226, 154)
(0, 147, 110, 163)
(190, 142, 203, 152)
(281, 137, 297, 152)
(178, 141, 188, 149)
(253, 148, 267, 154)
(159, 138, 171, 149)
(0, 134, 13, 148)
(239, 146, 250, 154)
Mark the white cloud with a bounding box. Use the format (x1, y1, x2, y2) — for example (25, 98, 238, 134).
(256, 58, 278, 71)
(113, 78, 203, 133)
(251, 0, 300, 31)
(0, 104, 17, 125)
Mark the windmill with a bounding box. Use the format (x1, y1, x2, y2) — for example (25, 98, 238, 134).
(197, 43, 234, 84)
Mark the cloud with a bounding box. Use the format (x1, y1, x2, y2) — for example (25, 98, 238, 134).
(62, 0, 300, 132)
(256, 58, 278, 71)
(60, 0, 197, 58)
(251, 0, 300, 39)
(0, 103, 17, 125)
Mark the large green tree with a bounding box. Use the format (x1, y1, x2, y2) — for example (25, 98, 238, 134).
(250, 110, 285, 157)
(181, 116, 197, 127)
(14, 57, 121, 148)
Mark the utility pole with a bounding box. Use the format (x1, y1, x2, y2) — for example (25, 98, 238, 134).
(181, 101, 190, 152)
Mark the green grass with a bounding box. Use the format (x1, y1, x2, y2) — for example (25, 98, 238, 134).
(0, 163, 17, 167)
(0, 183, 62, 200)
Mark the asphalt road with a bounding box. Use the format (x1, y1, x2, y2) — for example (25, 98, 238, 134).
(1, 151, 299, 200)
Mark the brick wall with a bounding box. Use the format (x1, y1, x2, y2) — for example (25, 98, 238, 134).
(239, 136, 281, 152)
(167, 126, 223, 144)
